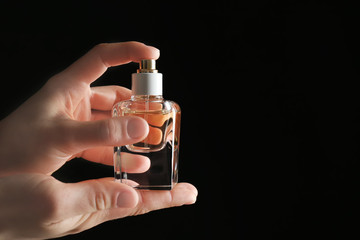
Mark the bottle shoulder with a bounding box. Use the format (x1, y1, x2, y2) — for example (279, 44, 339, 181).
(112, 99, 132, 109)
(112, 98, 180, 115)
(166, 100, 181, 113)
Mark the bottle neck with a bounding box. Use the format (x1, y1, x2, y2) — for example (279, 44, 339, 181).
(131, 95, 163, 101)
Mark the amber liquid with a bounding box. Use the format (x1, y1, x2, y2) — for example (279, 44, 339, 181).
(126, 110, 173, 152)
(113, 100, 180, 190)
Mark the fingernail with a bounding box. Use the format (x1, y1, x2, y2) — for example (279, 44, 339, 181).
(117, 191, 134, 208)
(127, 117, 148, 139)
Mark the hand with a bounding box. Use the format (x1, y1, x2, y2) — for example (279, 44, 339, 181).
(0, 42, 197, 239)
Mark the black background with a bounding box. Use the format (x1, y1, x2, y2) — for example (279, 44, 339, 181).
(1, 1, 360, 239)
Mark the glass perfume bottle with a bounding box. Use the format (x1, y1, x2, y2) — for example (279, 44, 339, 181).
(112, 59, 181, 190)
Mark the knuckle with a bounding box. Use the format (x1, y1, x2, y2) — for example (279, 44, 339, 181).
(94, 191, 108, 211)
(103, 118, 122, 144)
(90, 180, 113, 211)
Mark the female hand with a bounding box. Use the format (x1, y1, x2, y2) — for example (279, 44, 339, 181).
(0, 42, 197, 239)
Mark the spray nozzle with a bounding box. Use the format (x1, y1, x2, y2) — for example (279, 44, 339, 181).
(137, 59, 158, 73)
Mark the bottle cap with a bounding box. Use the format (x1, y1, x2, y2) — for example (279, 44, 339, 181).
(132, 59, 163, 95)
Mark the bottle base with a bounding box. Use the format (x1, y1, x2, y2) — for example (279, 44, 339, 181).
(134, 185, 173, 190)
(114, 142, 178, 191)
(114, 178, 174, 190)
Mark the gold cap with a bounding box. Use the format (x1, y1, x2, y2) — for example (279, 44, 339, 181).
(137, 59, 158, 73)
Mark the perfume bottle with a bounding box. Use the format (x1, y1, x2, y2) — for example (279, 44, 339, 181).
(113, 59, 181, 190)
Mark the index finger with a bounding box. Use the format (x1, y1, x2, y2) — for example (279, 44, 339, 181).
(56, 41, 160, 85)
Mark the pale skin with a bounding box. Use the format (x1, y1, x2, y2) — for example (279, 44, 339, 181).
(0, 42, 197, 239)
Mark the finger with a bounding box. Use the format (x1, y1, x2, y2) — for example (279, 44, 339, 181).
(101, 183, 198, 222)
(53, 181, 196, 234)
(55, 41, 160, 86)
(78, 146, 113, 165)
(119, 152, 151, 173)
(58, 116, 149, 154)
(90, 85, 131, 111)
(133, 183, 198, 215)
(80, 147, 150, 173)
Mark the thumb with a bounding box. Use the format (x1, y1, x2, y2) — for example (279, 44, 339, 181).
(60, 178, 139, 218)
(57, 116, 149, 153)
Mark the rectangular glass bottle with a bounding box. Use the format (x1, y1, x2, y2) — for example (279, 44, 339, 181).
(112, 60, 180, 190)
